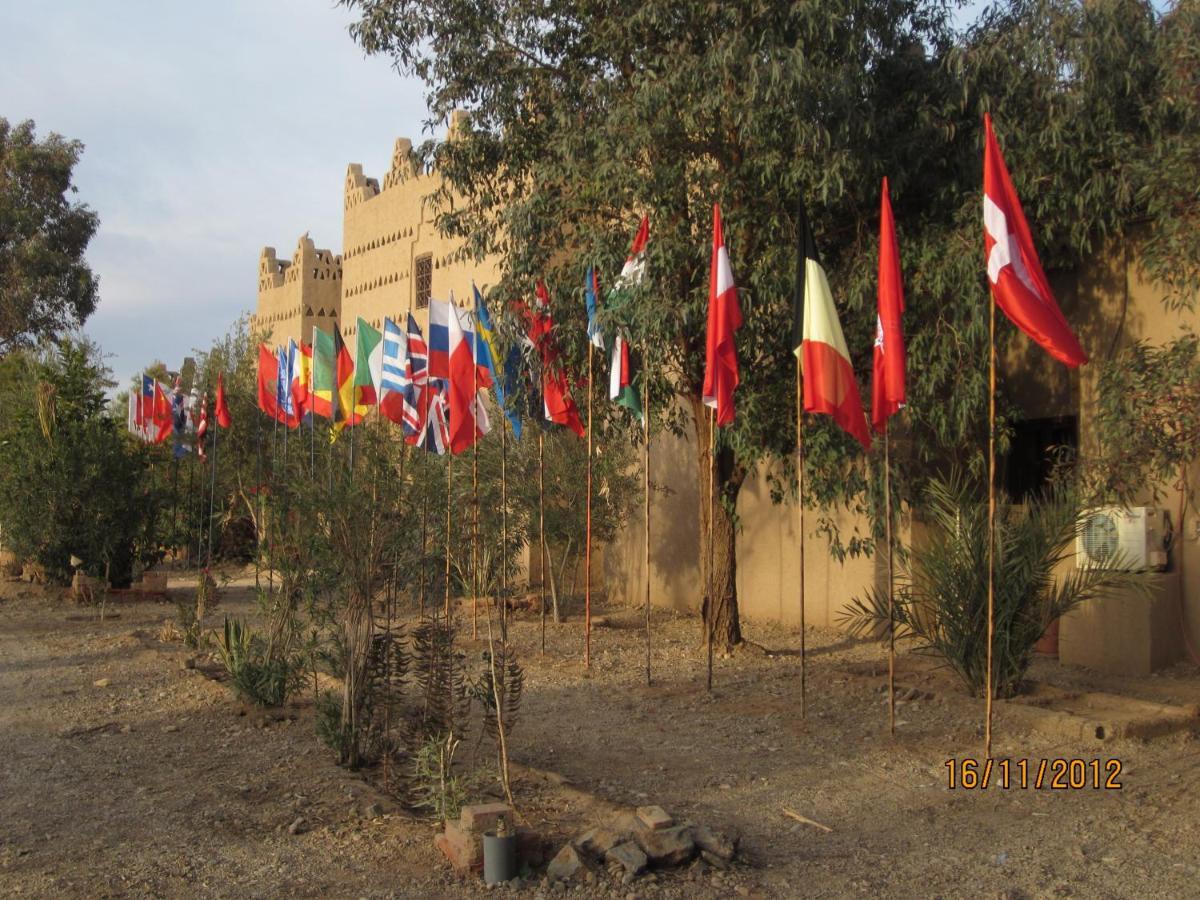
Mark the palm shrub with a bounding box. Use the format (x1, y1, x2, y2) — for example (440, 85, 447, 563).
(215, 615, 292, 707)
(839, 473, 1146, 698)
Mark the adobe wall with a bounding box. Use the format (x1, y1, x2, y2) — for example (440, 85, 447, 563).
(252, 234, 342, 345)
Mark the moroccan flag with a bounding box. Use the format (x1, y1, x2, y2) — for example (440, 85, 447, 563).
(333, 324, 359, 434)
(153, 381, 173, 444)
(294, 342, 313, 418)
(256, 344, 282, 421)
(793, 198, 871, 451)
(214, 372, 231, 428)
(702, 204, 742, 428)
(311, 327, 336, 419)
(532, 281, 584, 437)
(983, 113, 1087, 367)
(354, 317, 384, 416)
(872, 177, 906, 434)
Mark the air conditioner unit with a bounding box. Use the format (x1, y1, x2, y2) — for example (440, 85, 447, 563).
(1076, 507, 1170, 571)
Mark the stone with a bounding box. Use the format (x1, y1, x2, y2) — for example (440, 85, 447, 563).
(461, 802, 513, 834)
(93, 678, 111, 688)
(634, 824, 695, 867)
(436, 822, 483, 872)
(363, 802, 384, 818)
(288, 817, 305, 835)
(574, 827, 625, 857)
(606, 841, 648, 884)
(546, 845, 588, 882)
(162, 724, 179, 733)
(691, 824, 737, 862)
(702, 850, 729, 870)
(635, 805, 673, 831)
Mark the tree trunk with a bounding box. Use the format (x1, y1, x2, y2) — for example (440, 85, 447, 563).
(691, 396, 744, 653)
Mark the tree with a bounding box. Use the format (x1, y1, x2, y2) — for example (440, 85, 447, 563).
(339, 0, 1199, 651)
(0, 339, 161, 585)
(0, 119, 99, 354)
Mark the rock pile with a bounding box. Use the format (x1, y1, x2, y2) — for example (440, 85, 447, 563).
(547, 805, 738, 886)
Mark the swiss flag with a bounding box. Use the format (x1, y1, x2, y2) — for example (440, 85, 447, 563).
(983, 114, 1087, 367)
(872, 177, 906, 434)
(702, 203, 742, 427)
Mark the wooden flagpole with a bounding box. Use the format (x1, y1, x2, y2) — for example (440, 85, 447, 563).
(445, 451, 453, 622)
(419, 370, 432, 618)
(585, 340, 594, 669)
(539, 430, 547, 655)
(207, 407, 218, 566)
(796, 354, 807, 719)
(500, 412, 509, 643)
(884, 421, 896, 735)
(472, 317, 479, 641)
(644, 375, 652, 687)
(985, 286, 997, 758)
(706, 406, 716, 692)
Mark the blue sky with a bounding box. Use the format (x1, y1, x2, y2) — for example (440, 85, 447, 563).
(0, 0, 427, 387)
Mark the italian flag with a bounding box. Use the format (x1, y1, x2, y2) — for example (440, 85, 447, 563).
(608, 216, 648, 422)
(311, 326, 336, 419)
(354, 316, 384, 418)
(791, 198, 871, 451)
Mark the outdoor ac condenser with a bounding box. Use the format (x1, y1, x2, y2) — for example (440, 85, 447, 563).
(1075, 506, 1171, 571)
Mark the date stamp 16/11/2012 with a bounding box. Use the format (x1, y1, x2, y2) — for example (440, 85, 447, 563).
(945, 758, 1123, 790)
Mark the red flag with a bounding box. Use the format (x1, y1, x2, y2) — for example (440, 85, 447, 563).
(196, 393, 209, 460)
(293, 342, 312, 418)
(152, 382, 173, 444)
(214, 372, 231, 428)
(702, 203, 743, 427)
(872, 177, 906, 434)
(446, 301, 491, 454)
(256, 344, 282, 421)
(983, 114, 1087, 367)
(531, 282, 585, 437)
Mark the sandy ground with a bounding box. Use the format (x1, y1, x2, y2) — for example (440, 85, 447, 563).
(3, 570, 1200, 899)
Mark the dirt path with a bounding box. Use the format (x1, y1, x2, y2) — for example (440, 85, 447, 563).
(2, 573, 1199, 898)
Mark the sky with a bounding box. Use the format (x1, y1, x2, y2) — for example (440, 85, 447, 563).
(0, 0, 428, 388)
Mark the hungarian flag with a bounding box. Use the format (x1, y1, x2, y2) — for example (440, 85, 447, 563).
(531, 281, 584, 437)
(214, 372, 232, 428)
(872, 178, 906, 434)
(983, 113, 1087, 367)
(793, 198, 871, 451)
(702, 204, 742, 428)
(332, 324, 359, 435)
(311, 327, 336, 419)
(354, 317, 383, 417)
(446, 300, 491, 454)
(293, 341, 313, 418)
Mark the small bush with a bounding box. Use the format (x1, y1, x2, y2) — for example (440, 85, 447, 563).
(215, 616, 293, 707)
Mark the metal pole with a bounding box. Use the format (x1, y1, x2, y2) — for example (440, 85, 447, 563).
(207, 411, 218, 566)
(539, 430, 546, 656)
(501, 412, 509, 643)
(445, 452, 453, 621)
(472, 320, 479, 640)
(885, 422, 895, 736)
(644, 375, 652, 687)
(985, 287, 997, 758)
(706, 406, 715, 692)
(796, 354, 806, 718)
(585, 341, 594, 669)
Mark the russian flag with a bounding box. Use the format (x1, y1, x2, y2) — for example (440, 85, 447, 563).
(428, 299, 452, 379)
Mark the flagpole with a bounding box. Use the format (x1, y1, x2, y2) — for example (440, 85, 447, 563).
(472, 315, 479, 642)
(500, 411, 509, 643)
(419, 372, 432, 618)
(539, 429, 547, 656)
(584, 339, 594, 670)
(269, 409, 278, 592)
(796, 354, 807, 719)
(207, 408, 218, 566)
(445, 450, 453, 622)
(643, 371, 652, 687)
(255, 413, 262, 591)
(706, 406, 715, 692)
(884, 421, 895, 736)
(985, 282, 997, 759)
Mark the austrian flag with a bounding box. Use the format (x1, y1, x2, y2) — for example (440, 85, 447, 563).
(702, 204, 742, 428)
(983, 114, 1087, 368)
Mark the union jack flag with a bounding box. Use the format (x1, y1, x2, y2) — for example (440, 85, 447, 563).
(417, 384, 451, 455)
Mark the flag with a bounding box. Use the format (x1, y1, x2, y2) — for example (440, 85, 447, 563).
(703, 203, 743, 427)
(872, 177, 906, 434)
(257, 344, 282, 421)
(214, 372, 231, 428)
(405, 313, 433, 443)
(983, 113, 1087, 367)
(428, 298, 453, 379)
(417, 384, 451, 455)
(196, 392, 209, 460)
(276, 346, 300, 428)
(585, 266, 604, 349)
(606, 217, 649, 422)
(614, 215, 650, 290)
(475, 284, 522, 437)
(293, 341, 312, 418)
(136, 374, 154, 431)
(531, 282, 584, 437)
(793, 198, 871, 451)
(152, 381, 173, 444)
(378, 317, 411, 428)
(446, 299, 491, 454)
(311, 327, 336, 419)
(354, 317, 384, 417)
(333, 324, 359, 434)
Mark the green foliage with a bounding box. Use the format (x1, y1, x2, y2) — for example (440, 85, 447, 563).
(316, 689, 350, 758)
(0, 340, 162, 585)
(215, 615, 294, 707)
(839, 472, 1147, 698)
(411, 732, 474, 823)
(0, 118, 100, 353)
(341, 0, 1200, 635)
(1090, 333, 1200, 505)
